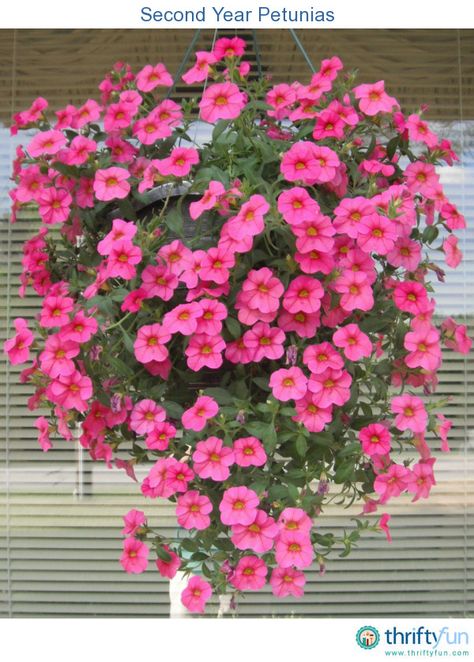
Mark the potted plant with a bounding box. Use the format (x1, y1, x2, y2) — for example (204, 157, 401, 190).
(5, 35, 471, 614)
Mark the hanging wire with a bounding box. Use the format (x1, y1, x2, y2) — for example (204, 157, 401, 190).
(289, 29, 316, 74)
(167, 29, 202, 99)
(252, 30, 263, 79)
(192, 28, 218, 145)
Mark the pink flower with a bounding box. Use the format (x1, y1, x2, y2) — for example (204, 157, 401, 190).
(275, 531, 314, 569)
(359, 423, 392, 457)
(270, 567, 306, 598)
(199, 246, 235, 284)
(231, 556, 267, 591)
(436, 413, 452, 452)
(386, 237, 422, 271)
(49, 370, 93, 412)
(39, 295, 74, 328)
(404, 326, 442, 371)
(176, 490, 213, 530)
(334, 270, 374, 312)
(141, 265, 179, 300)
(303, 341, 344, 374)
(162, 302, 202, 336)
(308, 368, 352, 408)
(404, 161, 440, 198)
(219, 486, 259, 526)
(213, 36, 246, 60)
(441, 317, 472, 354)
(182, 395, 219, 432)
(38, 187, 72, 225)
(130, 399, 166, 435)
(333, 196, 377, 238)
(97, 219, 137, 256)
(156, 147, 199, 178)
(192, 436, 235, 482)
(35, 416, 52, 452)
(281, 141, 340, 185)
(277, 507, 312, 534)
(185, 333, 226, 371)
(405, 114, 438, 148)
(189, 180, 226, 220)
(136, 62, 173, 92)
(195, 299, 228, 335)
(357, 215, 398, 255)
(134, 323, 171, 364)
(122, 509, 146, 536)
(269, 367, 308, 402)
(283, 275, 324, 314)
(182, 51, 217, 85)
(393, 281, 430, 315)
(145, 421, 177, 451)
(277, 186, 320, 225)
(155, 546, 181, 579)
(406, 460, 436, 502)
(28, 129, 66, 157)
(166, 461, 195, 495)
(4, 318, 34, 365)
(39, 334, 79, 378)
(391, 394, 428, 434)
(353, 80, 399, 116)
(239, 268, 284, 314)
(120, 538, 149, 574)
(93, 167, 130, 201)
(333, 324, 372, 361)
(374, 463, 411, 503)
(106, 241, 142, 280)
(199, 82, 246, 123)
(379, 513, 392, 543)
(233, 436, 267, 467)
(443, 235, 462, 268)
(243, 323, 285, 362)
(231, 510, 279, 553)
(292, 393, 333, 432)
(226, 194, 269, 240)
(181, 576, 212, 614)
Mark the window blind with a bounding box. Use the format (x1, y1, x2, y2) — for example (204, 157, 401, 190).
(0, 29, 473, 618)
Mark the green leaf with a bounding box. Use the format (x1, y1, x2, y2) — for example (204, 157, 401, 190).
(334, 462, 356, 484)
(118, 197, 137, 221)
(202, 387, 234, 405)
(287, 483, 300, 504)
(162, 401, 184, 419)
(155, 546, 172, 562)
(164, 208, 183, 236)
(212, 119, 231, 142)
(262, 425, 278, 453)
(295, 435, 308, 457)
(224, 317, 241, 339)
(253, 377, 270, 392)
(107, 356, 134, 379)
(120, 327, 135, 354)
(338, 442, 362, 458)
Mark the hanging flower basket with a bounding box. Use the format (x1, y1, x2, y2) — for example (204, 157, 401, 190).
(5, 35, 472, 614)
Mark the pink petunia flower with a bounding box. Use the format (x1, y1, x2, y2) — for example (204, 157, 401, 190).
(39, 294, 74, 329)
(28, 129, 66, 158)
(308, 367, 352, 408)
(443, 235, 463, 268)
(185, 333, 226, 371)
(441, 317, 472, 355)
(120, 538, 149, 574)
(393, 280, 430, 315)
(136, 62, 173, 92)
(270, 567, 306, 598)
(38, 187, 72, 224)
(302, 341, 344, 374)
(219, 486, 259, 526)
(199, 82, 246, 123)
(277, 507, 312, 534)
(391, 394, 428, 434)
(243, 322, 285, 362)
(97, 219, 137, 256)
(189, 180, 226, 220)
(162, 302, 202, 336)
(231, 510, 279, 553)
(281, 141, 339, 185)
(283, 275, 324, 315)
(226, 194, 270, 240)
(181, 395, 219, 432)
(141, 264, 179, 301)
(239, 268, 284, 314)
(333, 323, 372, 361)
(194, 299, 228, 335)
(49, 370, 93, 412)
(106, 241, 142, 280)
(155, 546, 181, 579)
(275, 530, 314, 569)
(334, 270, 374, 312)
(134, 323, 171, 364)
(233, 436, 267, 467)
(122, 509, 147, 536)
(4, 317, 34, 365)
(353, 80, 399, 116)
(277, 186, 320, 226)
(379, 513, 392, 542)
(176, 490, 213, 530)
(404, 161, 440, 198)
(231, 556, 267, 591)
(405, 459, 436, 502)
(359, 423, 392, 457)
(35, 416, 53, 452)
(213, 36, 246, 60)
(292, 392, 333, 432)
(192, 436, 235, 482)
(181, 576, 213, 614)
(182, 51, 217, 85)
(374, 463, 411, 503)
(404, 325, 442, 371)
(145, 421, 177, 451)
(130, 399, 166, 435)
(269, 367, 308, 402)
(155, 147, 199, 178)
(39, 334, 79, 378)
(357, 214, 398, 255)
(93, 167, 130, 201)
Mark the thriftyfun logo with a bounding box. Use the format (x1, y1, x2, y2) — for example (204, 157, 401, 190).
(356, 626, 381, 650)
